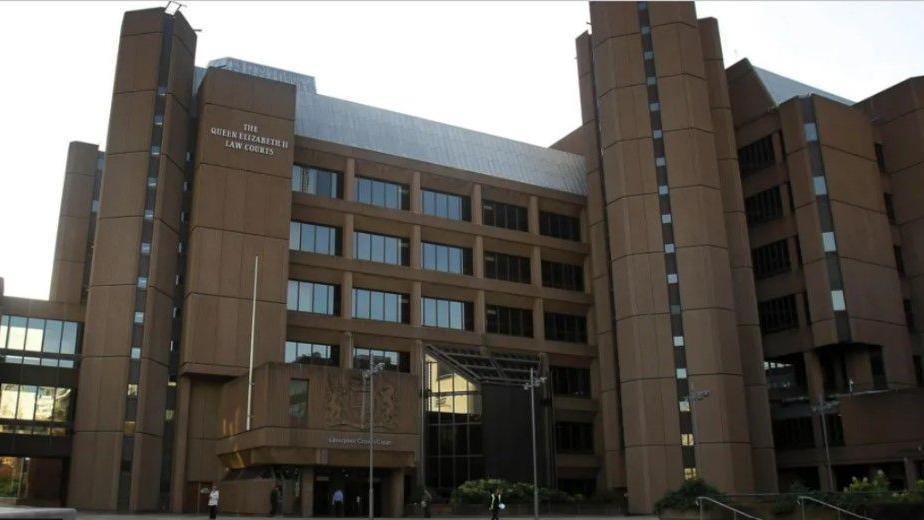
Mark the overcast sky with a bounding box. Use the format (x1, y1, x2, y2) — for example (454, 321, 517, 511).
(1, 1, 923, 299)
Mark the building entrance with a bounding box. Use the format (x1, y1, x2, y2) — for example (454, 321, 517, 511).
(312, 467, 382, 517)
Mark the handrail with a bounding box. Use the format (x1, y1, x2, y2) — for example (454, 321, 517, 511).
(696, 496, 762, 520)
(797, 495, 875, 520)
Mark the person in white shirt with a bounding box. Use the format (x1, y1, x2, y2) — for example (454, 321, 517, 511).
(208, 484, 219, 519)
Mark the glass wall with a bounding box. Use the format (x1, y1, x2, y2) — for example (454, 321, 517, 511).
(290, 221, 340, 256)
(0, 315, 80, 368)
(287, 280, 339, 315)
(425, 355, 484, 494)
(292, 165, 341, 198)
(355, 176, 409, 210)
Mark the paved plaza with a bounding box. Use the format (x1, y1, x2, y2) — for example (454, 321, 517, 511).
(75, 516, 655, 520)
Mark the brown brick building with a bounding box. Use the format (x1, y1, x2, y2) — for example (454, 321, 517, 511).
(0, 1, 922, 515)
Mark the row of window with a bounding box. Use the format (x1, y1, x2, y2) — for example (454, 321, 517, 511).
(0, 316, 79, 368)
(752, 239, 792, 280)
(745, 186, 784, 227)
(286, 280, 588, 341)
(290, 223, 583, 290)
(0, 384, 72, 423)
(738, 134, 776, 175)
(283, 342, 410, 372)
(293, 165, 581, 240)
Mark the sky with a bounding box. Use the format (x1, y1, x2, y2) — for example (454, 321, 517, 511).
(1, 1, 922, 300)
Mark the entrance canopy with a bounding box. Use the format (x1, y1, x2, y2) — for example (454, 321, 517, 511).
(425, 344, 542, 387)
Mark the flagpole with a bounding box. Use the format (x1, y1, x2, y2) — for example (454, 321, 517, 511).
(246, 255, 259, 431)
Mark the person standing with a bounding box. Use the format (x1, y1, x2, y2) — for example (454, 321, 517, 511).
(331, 487, 345, 517)
(207, 484, 219, 519)
(489, 488, 503, 520)
(421, 488, 432, 518)
(269, 484, 279, 517)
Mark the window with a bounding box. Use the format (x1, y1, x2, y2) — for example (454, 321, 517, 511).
(288, 379, 309, 422)
(483, 252, 530, 284)
(544, 312, 587, 343)
(555, 422, 593, 453)
(822, 232, 837, 253)
(752, 239, 791, 279)
(539, 211, 581, 241)
(0, 315, 80, 368)
(772, 417, 815, 449)
(422, 297, 473, 331)
(905, 299, 917, 332)
(551, 366, 591, 397)
(289, 221, 340, 256)
(351, 288, 409, 323)
(353, 347, 410, 372)
(354, 231, 409, 266)
(542, 260, 584, 291)
(737, 134, 775, 175)
(812, 176, 827, 196)
(422, 242, 472, 275)
(745, 186, 783, 226)
(485, 305, 533, 337)
(292, 165, 341, 198)
(758, 295, 800, 334)
(422, 189, 470, 221)
(355, 176, 409, 210)
(830, 290, 846, 312)
(895, 246, 905, 275)
(875, 143, 886, 172)
(0, 384, 73, 435)
(286, 280, 339, 315)
(884, 193, 896, 223)
(285, 341, 339, 366)
(482, 200, 528, 231)
(804, 123, 818, 142)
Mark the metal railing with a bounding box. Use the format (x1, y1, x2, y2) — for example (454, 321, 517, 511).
(697, 496, 762, 519)
(797, 495, 875, 520)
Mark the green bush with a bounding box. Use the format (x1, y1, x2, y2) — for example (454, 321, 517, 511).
(653, 478, 727, 514)
(449, 478, 576, 505)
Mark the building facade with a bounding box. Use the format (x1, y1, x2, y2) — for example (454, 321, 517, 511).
(0, 1, 922, 514)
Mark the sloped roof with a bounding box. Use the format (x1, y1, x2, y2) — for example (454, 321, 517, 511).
(752, 65, 853, 106)
(198, 58, 587, 195)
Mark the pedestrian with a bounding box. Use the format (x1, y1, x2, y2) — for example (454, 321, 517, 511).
(276, 484, 284, 515)
(332, 487, 345, 517)
(421, 488, 432, 518)
(489, 488, 503, 520)
(207, 484, 219, 519)
(269, 484, 279, 517)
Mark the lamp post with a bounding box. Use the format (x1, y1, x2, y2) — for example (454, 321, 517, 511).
(811, 395, 838, 492)
(364, 362, 386, 519)
(523, 367, 547, 520)
(685, 389, 710, 472)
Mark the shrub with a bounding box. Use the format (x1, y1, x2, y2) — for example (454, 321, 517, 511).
(449, 478, 577, 505)
(653, 478, 727, 514)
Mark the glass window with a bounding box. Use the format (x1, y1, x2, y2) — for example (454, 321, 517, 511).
(758, 294, 800, 334)
(0, 384, 18, 419)
(485, 305, 533, 337)
(353, 347, 410, 372)
(290, 221, 339, 256)
(7, 316, 27, 350)
(822, 232, 837, 252)
(744, 186, 784, 227)
(541, 260, 583, 291)
(287, 280, 339, 315)
(34, 387, 55, 421)
(422, 297, 472, 331)
(831, 290, 846, 311)
(42, 320, 63, 354)
(285, 341, 339, 366)
(16, 385, 36, 420)
(288, 379, 309, 420)
(539, 211, 581, 241)
(482, 200, 528, 232)
(544, 312, 587, 343)
(24, 319, 44, 352)
(484, 252, 531, 284)
(292, 165, 341, 198)
(422, 242, 471, 275)
(421, 189, 470, 221)
(0, 315, 7, 348)
(351, 288, 408, 323)
(354, 231, 408, 266)
(813, 176, 828, 196)
(355, 176, 409, 210)
(804, 123, 818, 142)
(737, 134, 776, 175)
(53, 388, 72, 422)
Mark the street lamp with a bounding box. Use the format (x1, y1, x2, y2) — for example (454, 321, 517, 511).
(523, 367, 547, 520)
(811, 395, 838, 492)
(364, 362, 386, 519)
(685, 389, 710, 473)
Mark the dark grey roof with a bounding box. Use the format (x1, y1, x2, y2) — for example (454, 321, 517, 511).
(753, 66, 853, 106)
(201, 58, 587, 196)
